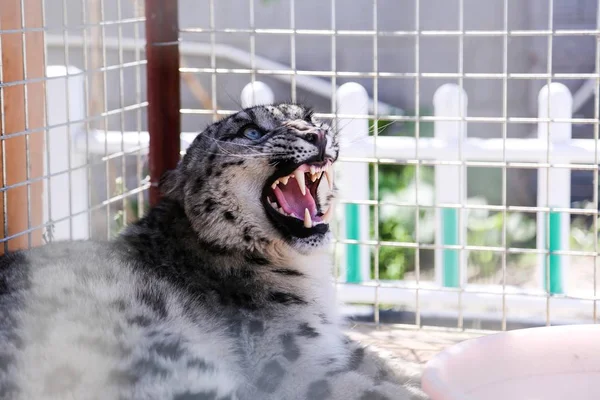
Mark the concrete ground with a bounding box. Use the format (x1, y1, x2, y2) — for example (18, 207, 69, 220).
(344, 323, 484, 367)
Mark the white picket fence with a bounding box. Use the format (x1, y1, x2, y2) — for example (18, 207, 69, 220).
(45, 65, 600, 325)
(333, 81, 578, 295)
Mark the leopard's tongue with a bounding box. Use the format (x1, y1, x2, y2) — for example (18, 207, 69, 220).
(273, 181, 317, 219)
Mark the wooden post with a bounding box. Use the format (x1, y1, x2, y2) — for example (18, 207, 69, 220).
(145, 0, 181, 206)
(0, 0, 46, 253)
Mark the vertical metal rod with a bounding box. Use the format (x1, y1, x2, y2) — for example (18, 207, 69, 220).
(133, 0, 145, 219)
(40, 0, 51, 244)
(0, 3, 7, 255)
(289, 0, 296, 103)
(500, 0, 509, 331)
(372, 0, 380, 326)
(330, 0, 340, 294)
(330, 0, 336, 117)
(593, 0, 600, 322)
(117, 0, 127, 227)
(414, 0, 421, 328)
(544, 0, 555, 327)
(249, 0, 256, 105)
(87, 0, 109, 238)
(60, 0, 74, 240)
(457, 0, 465, 331)
(19, 0, 32, 249)
(144, 0, 181, 206)
(100, 0, 110, 239)
(81, 0, 93, 239)
(209, 0, 217, 122)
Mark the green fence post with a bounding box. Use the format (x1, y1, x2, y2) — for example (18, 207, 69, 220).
(346, 203, 362, 283)
(442, 208, 460, 287)
(545, 211, 563, 294)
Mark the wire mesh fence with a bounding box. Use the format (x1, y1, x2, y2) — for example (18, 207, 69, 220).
(0, 0, 149, 251)
(177, 0, 600, 331)
(3, 0, 600, 333)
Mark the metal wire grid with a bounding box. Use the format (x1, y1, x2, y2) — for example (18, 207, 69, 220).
(179, 0, 600, 331)
(0, 0, 148, 251)
(2, 0, 600, 331)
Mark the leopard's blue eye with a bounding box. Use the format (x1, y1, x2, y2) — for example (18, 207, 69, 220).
(243, 126, 265, 141)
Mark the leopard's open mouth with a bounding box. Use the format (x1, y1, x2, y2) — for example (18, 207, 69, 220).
(261, 159, 334, 238)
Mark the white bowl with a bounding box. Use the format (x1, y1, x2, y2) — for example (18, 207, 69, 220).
(421, 324, 600, 400)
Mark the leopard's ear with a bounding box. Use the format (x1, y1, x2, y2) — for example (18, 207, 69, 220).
(159, 167, 184, 200)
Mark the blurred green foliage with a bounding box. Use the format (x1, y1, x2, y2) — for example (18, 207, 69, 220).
(112, 162, 150, 237)
(570, 200, 600, 251)
(366, 113, 537, 281)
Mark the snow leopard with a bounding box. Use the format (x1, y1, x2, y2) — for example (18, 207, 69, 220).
(0, 103, 427, 400)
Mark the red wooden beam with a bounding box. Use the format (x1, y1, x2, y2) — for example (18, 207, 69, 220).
(145, 0, 181, 206)
(0, 0, 46, 253)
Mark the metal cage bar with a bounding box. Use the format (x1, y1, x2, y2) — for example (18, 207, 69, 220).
(174, 0, 600, 331)
(1, 0, 150, 245)
(2, 0, 600, 333)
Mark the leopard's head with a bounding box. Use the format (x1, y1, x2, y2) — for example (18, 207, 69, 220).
(161, 104, 339, 258)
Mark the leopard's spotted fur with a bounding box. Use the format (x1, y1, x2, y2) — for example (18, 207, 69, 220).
(0, 104, 427, 400)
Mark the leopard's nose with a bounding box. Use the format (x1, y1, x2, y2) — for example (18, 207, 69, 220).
(302, 129, 327, 149)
